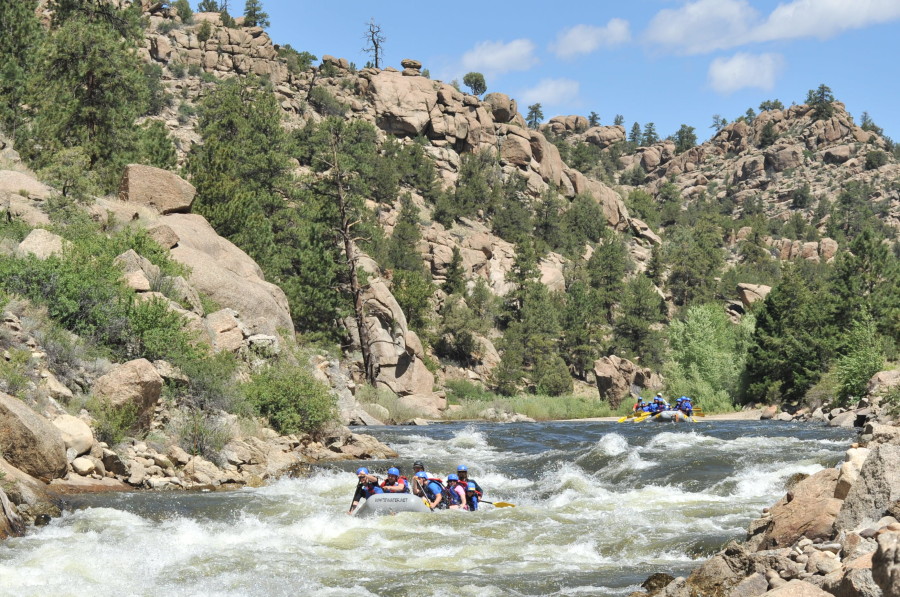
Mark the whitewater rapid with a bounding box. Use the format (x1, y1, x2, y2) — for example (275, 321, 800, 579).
(0, 420, 853, 596)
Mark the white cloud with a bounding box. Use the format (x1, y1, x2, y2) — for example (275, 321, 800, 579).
(460, 39, 538, 75)
(644, 0, 900, 55)
(643, 0, 757, 55)
(520, 78, 581, 106)
(708, 52, 785, 94)
(551, 19, 631, 58)
(750, 0, 900, 42)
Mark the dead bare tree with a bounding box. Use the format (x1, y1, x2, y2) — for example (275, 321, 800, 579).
(362, 18, 386, 69)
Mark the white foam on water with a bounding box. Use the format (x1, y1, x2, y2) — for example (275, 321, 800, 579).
(724, 461, 825, 499)
(594, 432, 630, 456)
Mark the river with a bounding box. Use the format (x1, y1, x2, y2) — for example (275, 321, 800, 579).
(0, 420, 854, 596)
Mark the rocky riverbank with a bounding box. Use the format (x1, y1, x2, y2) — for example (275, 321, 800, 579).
(630, 419, 900, 597)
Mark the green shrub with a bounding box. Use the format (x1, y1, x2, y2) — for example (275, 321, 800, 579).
(307, 86, 346, 117)
(173, 0, 193, 23)
(865, 150, 888, 171)
(445, 379, 496, 403)
(170, 62, 187, 78)
(533, 353, 573, 396)
(176, 351, 243, 413)
(188, 63, 202, 77)
(836, 315, 884, 405)
(170, 409, 231, 464)
(356, 385, 423, 422)
(87, 396, 140, 445)
(0, 348, 34, 396)
(157, 20, 178, 34)
(242, 363, 337, 436)
(197, 20, 212, 43)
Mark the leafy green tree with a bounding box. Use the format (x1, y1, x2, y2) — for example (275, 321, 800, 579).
(526, 103, 543, 129)
(742, 266, 835, 403)
(835, 312, 884, 405)
(24, 3, 148, 188)
(613, 274, 665, 368)
(588, 112, 600, 127)
(673, 124, 696, 153)
(0, 0, 43, 136)
(805, 84, 835, 120)
(37, 147, 99, 202)
(665, 303, 754, 410)
(278, 44, 317, 74)
(242, 363, 337, 437)
(641, 122, 659, 145)
(242, 0, 269, 27)
(462, 72, 487, 96)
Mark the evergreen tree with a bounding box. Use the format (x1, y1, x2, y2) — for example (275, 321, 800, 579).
(641, 122, 659, 146)
(462, 72, 487, 96)
(613, 114, 624, 126)
(526, 103, 543, 129)
(629, 122, 642, 145)
(613, 274, 665, 369)
(24, 2, 147, 188)
(665, 221, 723, 306)
(173, 0, 193, 22)
(188, 77, 289, 267)
(0, 0, 43, 135)
(835, 312, 884, 405)
(806, 84, 835, 120)
(758, 99, 784, 111)
(559, 277, 603, 378)
(587, 230, 628, 323)
(443, 246, 466, 296)
(743, 266, 835, 403)
(673, 124, 696, 153)
(588, 112, 600, 127)
(710, 114, 728, 131)
(759, 120, 777, 147)
(243, 0, 269, 27)
(138, 120, 177, 170)
(197, 1, 221, 12)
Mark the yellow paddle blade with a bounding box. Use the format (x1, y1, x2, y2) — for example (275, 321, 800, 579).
(634, 414, 649, 422)
(617, 415, 630, 423)
(492, 502, 515, 508)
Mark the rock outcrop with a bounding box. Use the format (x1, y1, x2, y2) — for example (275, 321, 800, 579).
(91, 358, 164, 428)
(0, 392, 67, 482)
(593, 355, 661, 409)
(118, 164, 195, 214)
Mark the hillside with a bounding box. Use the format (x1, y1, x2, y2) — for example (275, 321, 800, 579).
(1, 1, 899, 526)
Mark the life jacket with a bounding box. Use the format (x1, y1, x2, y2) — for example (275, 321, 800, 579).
(360, 482, 383, 498)
(461, 478, 483, 499)
(421, 478, 453, 509)
(633, 401, 644, 412)
(445, 482, 465, 506)
(380, 476, 410, 493)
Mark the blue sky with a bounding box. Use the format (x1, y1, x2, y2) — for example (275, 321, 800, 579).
(259, 0, 900, 143)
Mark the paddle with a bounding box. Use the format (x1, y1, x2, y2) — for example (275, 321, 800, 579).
(633, 413, 650, 423)
(618, 413, 641, 423)
(480, 500, 515, 508)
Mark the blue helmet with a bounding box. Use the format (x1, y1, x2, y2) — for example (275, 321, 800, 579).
(387, 467, 400, 477)
(447, 474, 459, 482)
(457, 465, 468, 472)
(356, 467, 369, 475)
(415, 471, 428, 479)
(465, 483, 476, 491)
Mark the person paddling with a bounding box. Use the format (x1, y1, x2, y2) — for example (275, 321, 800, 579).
(380, 467, 410, 493)
(445, 474, 468, 510)
(456, 465, 483, 502)
(414, 471, 447, 510)
(348, 467, 383, 514)
(464, 482, 480, 511)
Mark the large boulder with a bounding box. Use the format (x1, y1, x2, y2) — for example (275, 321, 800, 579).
(0, 392, 67, 482)
(593, 355, 660, 409)
(737, 283, 772, 308)
(118, 164, 195, 214)
(0, 486, 25, 539)
(15, 228, 67, 260)
(51, 414, 94, 458)
(160, 213, 293, 337)
(483, 93, 517, 124)
(92, 359, 164, 427)
(763, 580, 832, 596)
(752, 468, 842, 548)
(835, 444, 900, 532)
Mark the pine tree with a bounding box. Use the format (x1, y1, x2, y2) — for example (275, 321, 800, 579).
(24, 2, 148, 188)
(613, 274, 665, 369)
(443, 246, 466, 295)
(462, 72, 487, 96)
(641, 122, 659, 145)
(138, 120, 177, 170)
(629, 122, 642, 145)
(243, 0, 269, 27)
(587, 230, 628, 323)
(806, 84, 835, 120)
(197, 0, 220, 12)
(559, 278, 602, 378)
(588, 112, 600, 127)
(526, 103, 543, 129)
(673, 124, 696, 153)
(0, 0, 42, 135)
(188, 77, 290, 267)
(613, 114, 624, 126)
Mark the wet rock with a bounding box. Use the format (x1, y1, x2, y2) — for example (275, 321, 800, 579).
(755, 469, 841, 548)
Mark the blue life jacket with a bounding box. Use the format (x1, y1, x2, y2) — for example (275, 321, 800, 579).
(445, 483, 464, 506)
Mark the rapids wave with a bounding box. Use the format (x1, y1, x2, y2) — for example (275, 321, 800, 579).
(0, 420, 854, 596)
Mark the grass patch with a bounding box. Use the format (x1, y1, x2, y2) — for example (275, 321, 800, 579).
(86, 396, 140, 446)
(169, 409, 232, 464)
(445, 393, 631, 421)
(356, 385, 424, 423)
